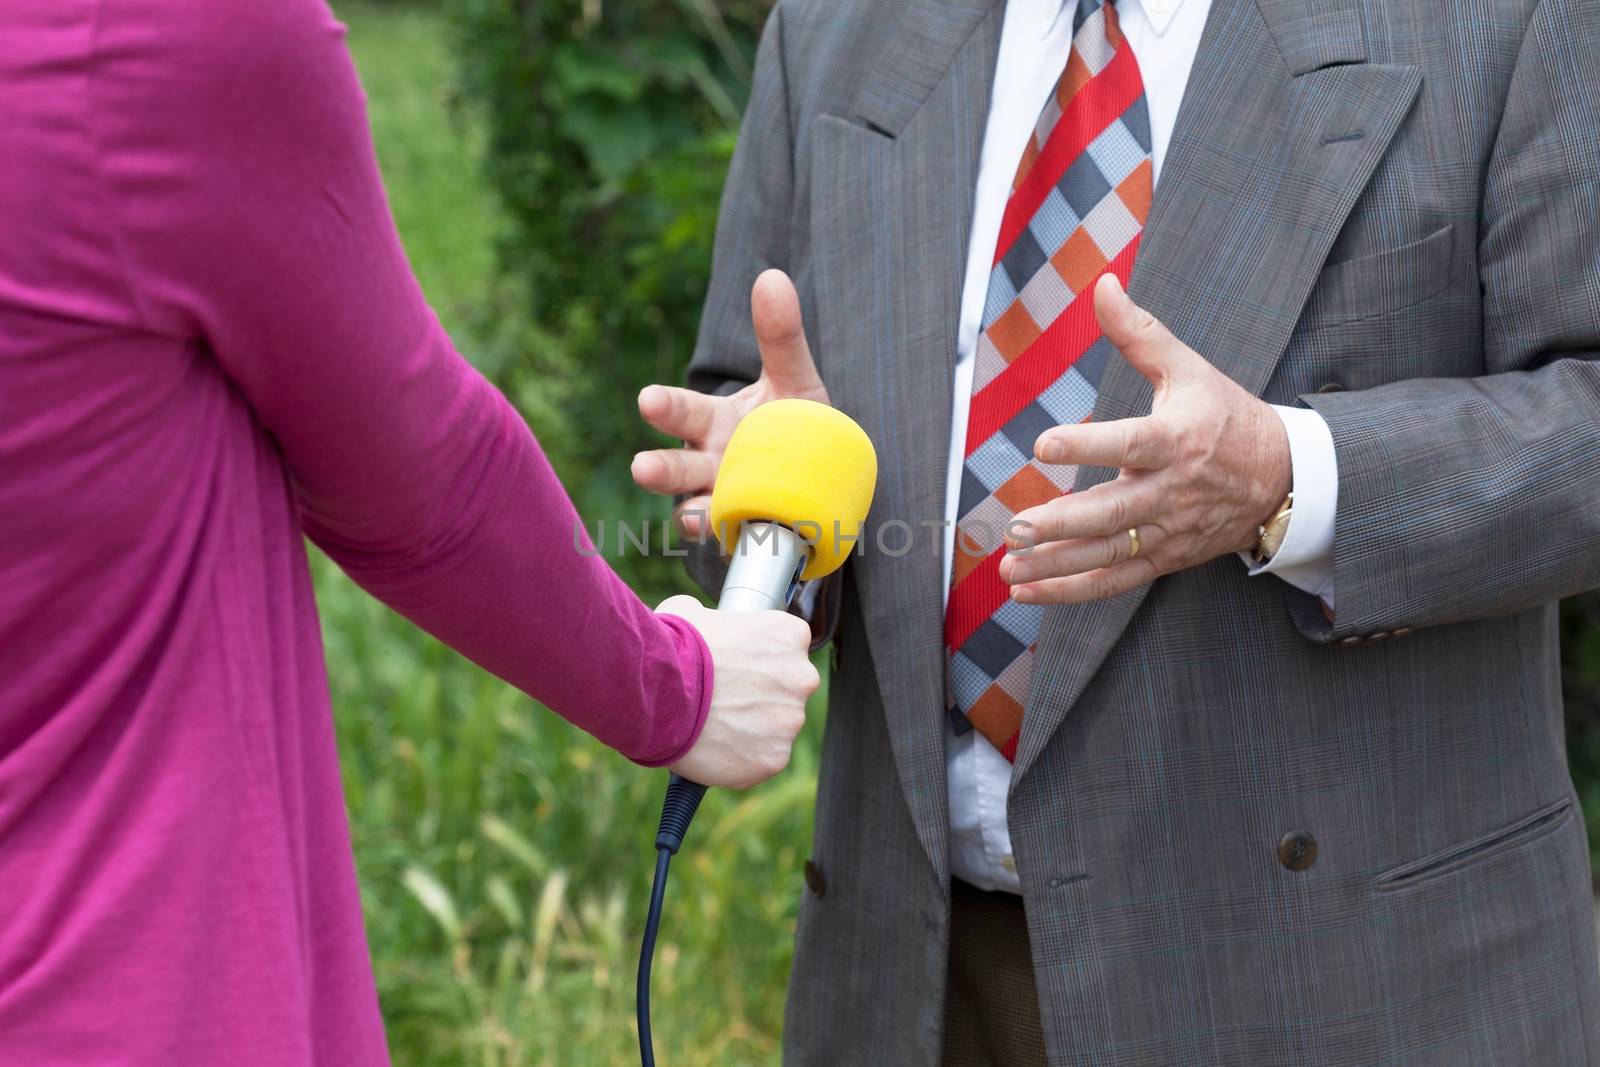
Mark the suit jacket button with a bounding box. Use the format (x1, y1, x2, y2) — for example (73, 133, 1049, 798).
(1394, 627, 1413, 637)
(1316, 381, 1345, 393)
(1369, 631, 1390, 641)
(1278, 831, 1318, 871)
(1339, 635, 1363, 646)
(804, 859, 827, 897)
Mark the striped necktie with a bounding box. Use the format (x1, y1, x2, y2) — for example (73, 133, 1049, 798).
(944, 0, 1151, 762)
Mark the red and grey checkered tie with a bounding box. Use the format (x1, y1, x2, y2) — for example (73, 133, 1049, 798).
(944, 0, 1151, 761)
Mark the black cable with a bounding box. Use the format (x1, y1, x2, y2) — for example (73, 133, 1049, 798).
(638, 774, 707, 1067)
(637, 848, 672, 1067)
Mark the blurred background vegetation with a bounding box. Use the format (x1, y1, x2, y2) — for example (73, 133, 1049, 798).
(327, 3, 793, 1065)
(324, 1, 1600, 1064)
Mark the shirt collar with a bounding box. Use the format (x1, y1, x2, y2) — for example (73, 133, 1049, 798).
(1040, 0, 1187, 39)
(1138, 0, 1186, 36)
(1038, 0, 1072, 38)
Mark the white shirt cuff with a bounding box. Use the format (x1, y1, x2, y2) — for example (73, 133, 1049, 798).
(1238, 404, 1338, 609)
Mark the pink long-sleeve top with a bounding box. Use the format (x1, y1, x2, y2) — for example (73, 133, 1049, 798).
(0, 1, 713, 1062)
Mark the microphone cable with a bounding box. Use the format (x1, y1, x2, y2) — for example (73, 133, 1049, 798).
(631, 397, 875, 1064)
(637, 772, 706, 1067)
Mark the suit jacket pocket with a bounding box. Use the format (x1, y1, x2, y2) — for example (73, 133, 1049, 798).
(1375, 795, 1573, 891)
(1299, 223, 1455, 328)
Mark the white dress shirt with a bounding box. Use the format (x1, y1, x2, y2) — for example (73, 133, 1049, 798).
(943, 0, 1338, 893)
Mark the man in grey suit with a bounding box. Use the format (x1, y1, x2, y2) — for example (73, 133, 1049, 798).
(631, 0, 1600, 1062)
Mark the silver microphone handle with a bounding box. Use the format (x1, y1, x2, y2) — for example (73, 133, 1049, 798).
(717, 522, 808, 612)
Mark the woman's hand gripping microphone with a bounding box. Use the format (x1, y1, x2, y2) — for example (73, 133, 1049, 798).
(655, 595, 818, 790)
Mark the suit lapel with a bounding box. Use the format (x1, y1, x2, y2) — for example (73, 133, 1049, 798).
(811, 0, 1004, 885)
(855, 0, 1006, 138)
(1013, 0, 1422, 783)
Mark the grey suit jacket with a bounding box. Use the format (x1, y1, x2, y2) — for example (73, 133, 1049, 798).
(687, 0, 1600, 1062)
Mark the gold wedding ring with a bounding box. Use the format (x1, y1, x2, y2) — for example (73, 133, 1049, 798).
(1127, 527, 1141, 559)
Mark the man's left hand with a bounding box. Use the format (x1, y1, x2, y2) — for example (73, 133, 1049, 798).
(999, 274, 1292, 605)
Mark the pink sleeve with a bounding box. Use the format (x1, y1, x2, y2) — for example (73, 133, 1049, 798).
(88, 0, 710, 766)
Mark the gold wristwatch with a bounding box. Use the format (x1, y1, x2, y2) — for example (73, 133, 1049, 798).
(1253, 493, 1295, 564)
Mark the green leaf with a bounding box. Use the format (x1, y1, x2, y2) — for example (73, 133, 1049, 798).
(401, 865, 462, 942)
(558, 99, 663, 183)
(481, 813, 552, 877)
(486, 874, 525, 930)
(549, 43, 646, 101)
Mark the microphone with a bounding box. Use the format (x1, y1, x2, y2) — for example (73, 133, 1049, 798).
(639, 398, 876, 1066)
(655, 398, 877, 852)
(706, 397, 878, 611)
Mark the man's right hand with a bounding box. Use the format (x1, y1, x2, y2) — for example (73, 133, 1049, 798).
(632, 269, 829, 539)
(656, 595, 820, 789)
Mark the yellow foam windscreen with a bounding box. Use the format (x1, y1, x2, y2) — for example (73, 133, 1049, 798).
(710, 399, 878, 581)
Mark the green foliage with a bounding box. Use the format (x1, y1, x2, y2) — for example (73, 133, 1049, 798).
(331, 4, 812, 1063)
(342, 2, 503, 335)
(1564, 593, 1600, 884)
(454, 0, 774, 599)
(320, 549, 825, 1066)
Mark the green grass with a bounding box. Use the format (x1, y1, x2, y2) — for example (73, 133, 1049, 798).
(322, 4, 821, 1063)
(342, 2, 500, 342)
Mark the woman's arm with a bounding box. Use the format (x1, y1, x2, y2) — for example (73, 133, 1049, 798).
(85, 0, 786, 766)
